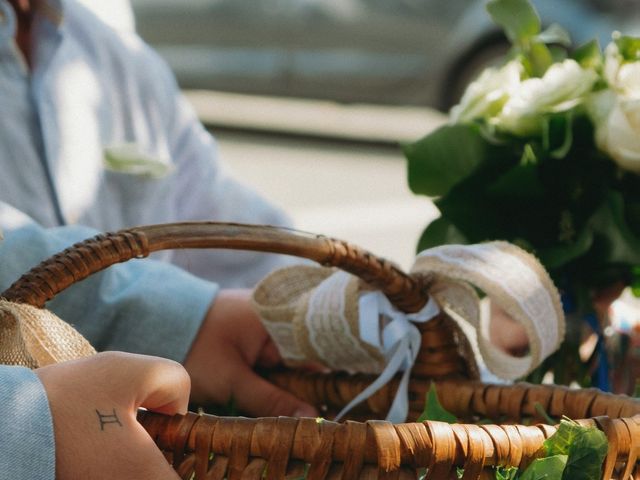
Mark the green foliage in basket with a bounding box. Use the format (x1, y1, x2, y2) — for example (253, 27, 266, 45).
(417, 383, 457, 423)
(418, 386, 608, 480)
(504, 417, 608, 480)
(543, 418, 608, 480)
(405, 0, 640, 384)
(495, 466, 519, 480)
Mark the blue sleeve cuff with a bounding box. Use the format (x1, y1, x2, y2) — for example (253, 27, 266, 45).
(0, 366, 55, 480)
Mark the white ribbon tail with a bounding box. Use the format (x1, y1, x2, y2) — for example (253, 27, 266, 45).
(333, 336, 410, 422)
(334, 293, 439, 423)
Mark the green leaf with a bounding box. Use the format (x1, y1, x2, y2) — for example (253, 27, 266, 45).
(542, 113, 574, 160)
(487, 162, 545, 199)
(536, 24, 571, 47)
(614, 34, 640, 62)
(521, 142, 539, 165)
(632, 267, 640, 297)
(544, 419, 584, 456)
(434, 162, 524, 244)
(487, 0, 541, 44)
(588, 191, 640, 268)
(495, 466, 519, 480)
(572, 40, 603, 70)
(548, 45, 569, 64)
(520, 455, 567, 480)
(405, 124, 493, 197)
(528, 41, 554, 77)
(417, 216, 469, 252)
(537, 226, 593, 270)
(417, 383, 457, 423)
(562, 429, 608, 479)
(534, 402, 558, 425)
(434, 176, 510, 243)
(543, 419, 608, 480)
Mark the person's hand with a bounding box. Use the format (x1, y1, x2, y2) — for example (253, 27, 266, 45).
(488, 282, 628, 357)
(184, 289, 317, 418)
(489, 302, 530, 356)
(36, 351, 190, 480)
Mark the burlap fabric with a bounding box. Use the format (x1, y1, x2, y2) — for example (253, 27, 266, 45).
(253, 241, 565, 381)
(0, 299, 96, 368)
(413, 241, 564, 380)
(253, 265, 385, 374)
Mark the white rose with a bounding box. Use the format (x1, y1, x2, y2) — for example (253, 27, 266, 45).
(591, 41, 640, 173)
(497, 59, 598, 136)
(450, 60, 522, 124)
(603, 41, 640, 97)
(595, 97, 640, 172)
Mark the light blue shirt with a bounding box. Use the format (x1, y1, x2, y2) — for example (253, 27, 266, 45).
(0, 0, 294, 476)
(0, 0, 292, 287)
(0, 366, 54, 480)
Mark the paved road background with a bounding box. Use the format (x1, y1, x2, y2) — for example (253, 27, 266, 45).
(189, 92, 446, 269)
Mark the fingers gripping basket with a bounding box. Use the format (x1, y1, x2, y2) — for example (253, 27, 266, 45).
(2, 222, 639, 479)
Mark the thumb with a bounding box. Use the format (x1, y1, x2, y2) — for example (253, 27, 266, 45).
(232, 366, 318, 418)
(126, 354, 191, 416)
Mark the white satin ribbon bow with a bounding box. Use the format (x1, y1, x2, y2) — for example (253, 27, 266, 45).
(334, 292, 440, 423)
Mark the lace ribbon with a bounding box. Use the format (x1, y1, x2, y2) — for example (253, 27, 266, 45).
(253, 241, 565, 423)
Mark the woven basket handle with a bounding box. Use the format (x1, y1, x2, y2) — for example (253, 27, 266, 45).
(2, 221, 476, 424)
(1, 222, 429, 312)
(8, 222, 640, 478)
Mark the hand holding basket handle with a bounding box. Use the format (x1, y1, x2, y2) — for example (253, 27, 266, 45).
(36, 352, 190, 480)
(1, 222, 639, 479)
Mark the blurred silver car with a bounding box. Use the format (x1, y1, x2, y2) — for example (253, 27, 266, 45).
(130, 0, 638, 110)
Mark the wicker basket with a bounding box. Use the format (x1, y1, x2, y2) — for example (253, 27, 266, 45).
(3, 222, 639, 479)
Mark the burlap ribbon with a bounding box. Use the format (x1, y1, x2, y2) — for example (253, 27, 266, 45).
(413, 241, 564, 380)
(0, 300, 96, 368)
(253, 241, 565, 422)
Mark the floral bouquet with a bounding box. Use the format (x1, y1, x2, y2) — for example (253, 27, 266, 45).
(405, 0, 640, 388)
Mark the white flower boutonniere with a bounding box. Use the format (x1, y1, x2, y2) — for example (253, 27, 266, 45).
(104, 143, 173, 178)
